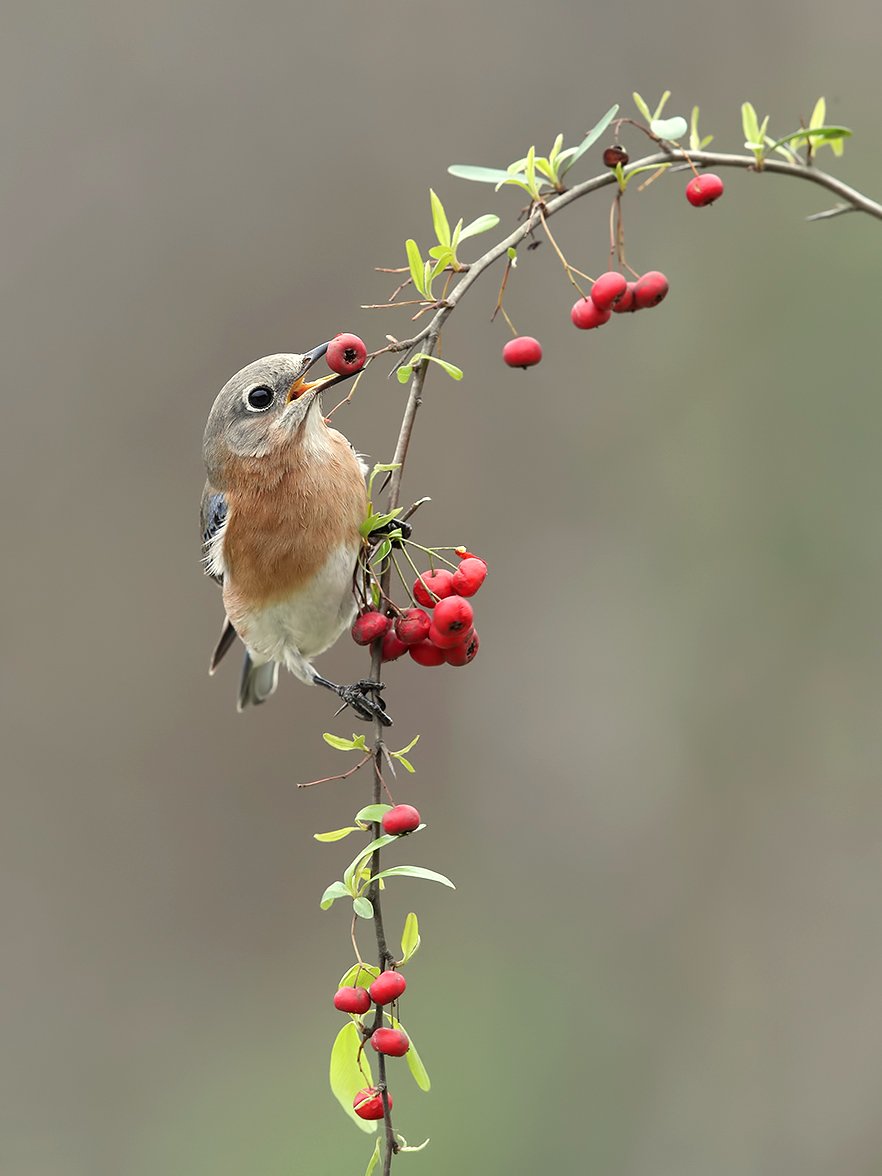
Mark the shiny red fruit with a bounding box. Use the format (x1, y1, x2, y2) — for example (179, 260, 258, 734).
(429, 624, 474, 649)
(382, 804, 421, 835)
(334, 986, 371, 1014)
(327, 333, 367, 375)
(633, 271, 669, 309)
(590, 271, 628, 311)
(451, 557, 488, 597)
(413, 570, 455, 608)
(371, 1028, 410, 1057)
(502, 336, 542, 368)
(612, 282, 638, 313)
(408, 640, 446, 667)
(353, 1086, 390, 1120)
(432, 596, 474, 638)
(571, 298, 612, 330)
(351, 611, 391, 645)
(381, 630, 409, 662)
(685, 173, 724, 207)
(369, 971, 408, 1004)
(395, 608, 431, 645)
(445, 629, 480, 666)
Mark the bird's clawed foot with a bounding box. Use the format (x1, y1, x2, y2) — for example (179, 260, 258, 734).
(315, 676, 393, 726)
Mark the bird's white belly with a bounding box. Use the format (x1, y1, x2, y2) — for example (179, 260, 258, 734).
(238, 542, 359, 680)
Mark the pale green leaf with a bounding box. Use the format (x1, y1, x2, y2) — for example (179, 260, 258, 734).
(371, 865, 456, 888)
(447, 164, 518, 184)
(330, 1021, 376, 1133)
(339, 961, 380, 989)
(323, 732, 368, 752)
(651, 89, 671, 120)
(558, 104, 620, 176)
(741, 101, 761, 146)
(393, 735, 420, 757)
(689, 105, 701, 151)
(353, 896, 374, 919)
(651, 115, 687, 141)
(344, 833, 399, 889)
(769, 125, 852, 150)
(400, 912, 420, 963)
(314, 827, 361, 843)
(810, 96, 826, 131)
(355, 804, 393, 824)
(548, 132, 564, 166)
(386, 1012, 430, 1091)
(405, 239, 426, 297)
(429, 189, 450, 247)
(320, 880, 350, 910)
(398, 1138, 430, 1153)
(427, 244, 452, 261)
(423, 259, 433, 296)
(458, 213, 500, 242)
(415, 354, 463, 380)
(450, 217, 463, 253)
(397, 364, 413, 384)
(632, 91, 652, 122)
(373, 539, 392, 565)
(364, 1139, 382, 1176)
(396, 757, 415, 773)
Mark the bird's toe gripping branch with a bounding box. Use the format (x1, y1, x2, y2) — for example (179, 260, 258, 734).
(314, 676, 393, 727)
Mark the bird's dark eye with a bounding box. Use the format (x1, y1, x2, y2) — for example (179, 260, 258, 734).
(246, 386, 274, 411)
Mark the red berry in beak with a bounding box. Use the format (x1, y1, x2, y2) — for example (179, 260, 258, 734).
(351, 611, 391, 645)
(571, 298, 612, 330)
(353, 1086, 390, 1120)
(371, 1028, 410, 1056)
(382, 804, 421, 835)
(369, 971, 408, 1004)
(326, 333, 367, 375)
(445, 629, 480, 665)
(590, 271, 628, 311)
(408, 640, 446, 667)
(451, 556, 488, 596)
(633, 271, 669, 309)
(334, 986, 371, 1014)
(395, 608, 431, 645)
(685, 173, 724, 207)
(413, 569, 455, 608)
(502, 336, 543, 368)
(381, 630, 409, 662)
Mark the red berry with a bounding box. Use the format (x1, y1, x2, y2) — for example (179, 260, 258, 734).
(502, 336, 542, 369)
(432, 596, 474, 638)
(353, 1086, 390, 1120)
(633, 271, 669, 309)
(395, 608, 431, 645)
(445, 629, 480, 666)
(602, 145, 629, 168)
(571, 297, 612, 330)
(413, 569, 455, 608)
(451, 557, 488, 597)
(369, 971, 408, 1004)
(590, 271, 628, 311)
(429, 623, 473, 649)
(382, 804, 421, 835)
(612, 282, 638, 313)
(371, 1028, 410, 1057)
(381, 629, 409, 662)
(685, 173, 724, 207)
(334, 986, 371, 1014)
(351, 611, 391, 645)
(408, 640, 446, 667)
(326, 333, 367, 375)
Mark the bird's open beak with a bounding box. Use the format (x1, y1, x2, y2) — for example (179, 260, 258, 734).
(286, 341, 359, 402)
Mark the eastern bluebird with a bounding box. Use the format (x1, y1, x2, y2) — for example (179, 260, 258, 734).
(201, 343, 391, 724)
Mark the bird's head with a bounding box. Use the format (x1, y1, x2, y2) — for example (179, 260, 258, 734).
(202, 344, 355, 484)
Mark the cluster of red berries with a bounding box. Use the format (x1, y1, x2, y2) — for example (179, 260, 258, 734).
(352, 549, 487, 668)
(503, 170, 725, 369)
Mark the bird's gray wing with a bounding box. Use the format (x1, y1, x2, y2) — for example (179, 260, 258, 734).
(200, 481, 239, 672)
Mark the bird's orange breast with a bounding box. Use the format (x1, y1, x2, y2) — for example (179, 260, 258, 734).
(220, 433, 367, 609)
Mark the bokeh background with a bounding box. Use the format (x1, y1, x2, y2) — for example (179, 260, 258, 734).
(4, 2, 882, 1173)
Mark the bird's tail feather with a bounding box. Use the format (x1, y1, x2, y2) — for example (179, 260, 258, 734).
(237, 655, 279, 711)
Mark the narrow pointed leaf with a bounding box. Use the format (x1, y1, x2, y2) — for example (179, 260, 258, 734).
(371, 865, 456, 888)
(314, 827, 361, 843)
(651, 89, 671, 120)
(447, 164, 515, 184)
(689, 105, 701, 151)
(429, 189, 450, 246)
(768, 125, 852, 150)
(386, 1013, 431, 1091)
(323, 732, 368, 752)
(339, 962, 380, 989)
(558, 104, 619, 175)
(741, 102, 761, 146)
(405, 239, 426, 296)
(632, 92, 652, 122)
(400, 912, 420, 963)
(330, 1021, 376, 1133)
(364, 1140, 382, 1176)
(458, 213, 500, 242)
(344, 833, 398, 889)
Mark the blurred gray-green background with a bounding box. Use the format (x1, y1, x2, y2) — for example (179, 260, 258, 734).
(4, 2, 882, 1173)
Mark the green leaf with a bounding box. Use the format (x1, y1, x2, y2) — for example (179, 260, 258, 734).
(548, 132, 564, 166)
(364, 1139, 382, 1176)
(450, 218, 463, 253)
(344, 833, 399, 889)
(651, 115, 687, 141)
(429, 189, 450, 247)
(447, 164, 519, 184)
(405, 238, 426, 297)
(651, 89, 671, 121)
(400, 912, 420, 963)
(367, 462, 400, 500)
(393, 735, 420, 757)
(371, 865, 456, 888)
(338, 961, 380, 989)
(427, 244, 453, 262)
(320, 880, 350, 910)
(768, 125, 852, 150)
(810, 96, 826, 130)
(323, 732, 369, 752)
(458, 213, 500, 242)
(355, 804, 393, 824)
(386, 1013, 431, 1091)
(314, 827, 361, 843)
(689, 105, 701, 151)
(353, 896, 374, 919)
(395, 757, 415, 773)
(397, 364, 413, 384)
(632, 92, 652, 122)
(397, 1138, 430, 1153)
(423, 259, 434, 297)
(494, 174, 532, 195)
(558, 104, 619, 176)
(329, 1021, 376, 1134)
(411, 354, 463, 381)
(373, 538, 392, 565)
(507, 247, 517, 263)
(741, 101, 761, 146)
